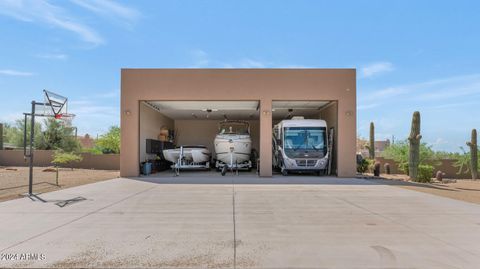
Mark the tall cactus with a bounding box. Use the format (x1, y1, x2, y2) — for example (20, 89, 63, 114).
(408, 111, 421, 180)
(467, 129, 478, 180)
(368, 122, 375, 159)
(0, 123, 3, 150)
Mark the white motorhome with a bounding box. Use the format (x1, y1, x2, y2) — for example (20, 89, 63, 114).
(273, 117, 329, 175)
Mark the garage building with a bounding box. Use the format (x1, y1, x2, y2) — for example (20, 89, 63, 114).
(120, 69, 356, 177)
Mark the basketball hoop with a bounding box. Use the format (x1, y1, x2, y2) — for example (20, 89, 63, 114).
(23, 89, 74, 196)
(56, 113, 76, 128)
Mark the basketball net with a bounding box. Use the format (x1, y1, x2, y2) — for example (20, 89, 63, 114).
(56, 113, 75, 128)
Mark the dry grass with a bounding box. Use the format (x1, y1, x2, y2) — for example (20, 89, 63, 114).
(0, 166, 119, 202)
(364, 173, 480, 204)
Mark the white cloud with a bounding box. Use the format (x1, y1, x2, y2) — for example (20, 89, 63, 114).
(238, 58, 266, 68)
(0, 69, 34, 76)
(361, 73, 480, 103)
(190, 49, 210, 67)
(431, 137, 448, 146)
(357, 103, 379, 110)
(360, 62, 394, 78)
(0, 112, 23, 123)
(189, 49, 300, 69)
(36, 53, 68, 60)
(0, 0, 104, 45)
(70, 0, 140, 25)
(94, 90, 119, 98)
(68, 98, 119, 135)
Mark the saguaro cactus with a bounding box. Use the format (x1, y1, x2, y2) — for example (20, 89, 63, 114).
(384, 163, 391, 174)
(408, 111, 421, 180)
(373, 161, 381, 177)
(467, 129, 478, 180)
(367, 122, 375, 159)
(0, 123, 3, 150)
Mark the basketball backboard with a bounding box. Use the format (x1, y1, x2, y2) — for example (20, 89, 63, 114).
(44, 90, 68, 117)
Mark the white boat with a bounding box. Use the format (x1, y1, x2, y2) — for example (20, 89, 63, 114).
(163, 145, 211, 164)
(214, 120, 252, 173)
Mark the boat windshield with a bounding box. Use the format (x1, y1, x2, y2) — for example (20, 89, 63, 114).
(283, 127, 327, 152)
(219, 122, 249, 135)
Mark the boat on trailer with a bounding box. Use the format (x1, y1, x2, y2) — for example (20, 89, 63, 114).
(214, 120, 252, 175)
(163, 145, 211, 176)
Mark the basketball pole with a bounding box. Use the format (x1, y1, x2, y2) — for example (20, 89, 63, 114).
(28, 101, 35, 195)
(23, 90, 71, 198)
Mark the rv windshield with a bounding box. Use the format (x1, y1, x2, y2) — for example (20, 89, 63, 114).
(219, 122, 249, 135)
(283, 127, 326, 152)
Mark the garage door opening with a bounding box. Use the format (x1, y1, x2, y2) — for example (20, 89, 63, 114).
(272, 101, 338, 176)
(139, 101, 260, 177)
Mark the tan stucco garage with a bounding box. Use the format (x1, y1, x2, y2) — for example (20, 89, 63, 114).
(120, 69, 356, 177)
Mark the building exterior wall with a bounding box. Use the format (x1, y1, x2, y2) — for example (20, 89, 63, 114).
(121, 69, 356, 177)
(319, 102, 338, 175)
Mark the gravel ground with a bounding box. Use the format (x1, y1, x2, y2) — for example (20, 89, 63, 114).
(0, 166, 119, 202)
(364, 173, 480, 204)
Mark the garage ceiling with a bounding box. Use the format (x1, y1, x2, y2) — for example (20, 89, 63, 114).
(272, 101, 331, 120)
(144, 100, 332, 120)
(145, 101, 260, 120)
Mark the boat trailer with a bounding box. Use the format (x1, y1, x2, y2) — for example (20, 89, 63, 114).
(171, 146, 210, 176)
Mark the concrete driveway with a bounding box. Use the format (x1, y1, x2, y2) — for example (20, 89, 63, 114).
(1, 176, 480, 268)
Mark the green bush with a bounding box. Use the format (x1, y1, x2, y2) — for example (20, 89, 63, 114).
(357, 158, 370, 173)
(81, 147, 103, 155)
(96, 126, 120, 154)
(415, 165, 434, 183)
(383, 140, 439, 175)
(52, 151, 83, 168)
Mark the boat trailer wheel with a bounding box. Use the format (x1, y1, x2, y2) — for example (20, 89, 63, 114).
(221, 166, 227, 176)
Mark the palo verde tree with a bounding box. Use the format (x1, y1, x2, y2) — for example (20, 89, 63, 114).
(96, 126, 120, 154)
(36, 118, 80, 152)
(3, 119, 43, 148)
(51, 151, 83, 186)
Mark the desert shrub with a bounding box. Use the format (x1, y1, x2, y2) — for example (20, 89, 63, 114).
(357, 158, 370, 173)
(52, 151, 83, 169)
(81, 147, 103, 155)
(383, 140, 439, 175)
(415, 165, 434, 183)
(453, 147, 480, 175)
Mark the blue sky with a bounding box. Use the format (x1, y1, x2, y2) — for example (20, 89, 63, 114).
(0, 0, 479, 152)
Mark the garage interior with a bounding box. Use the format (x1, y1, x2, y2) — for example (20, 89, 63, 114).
(139, 100, 338, 177)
